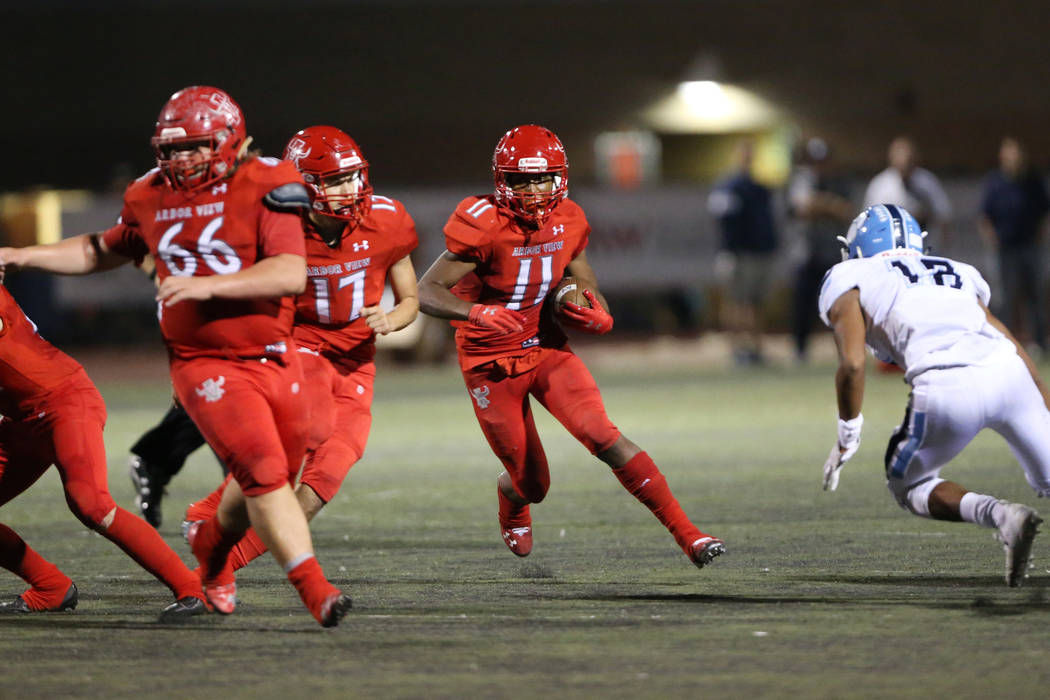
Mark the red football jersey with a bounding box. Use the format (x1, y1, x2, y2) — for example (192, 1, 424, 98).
(102, 157, 307, 359)
(0, 286, 84, 418)
(444, 194, 590, 368)
(294, 194, 418, 367)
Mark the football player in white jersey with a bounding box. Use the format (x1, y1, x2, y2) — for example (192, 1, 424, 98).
(819, 203, 1047, 587)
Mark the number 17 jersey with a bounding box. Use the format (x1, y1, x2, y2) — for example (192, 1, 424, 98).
(818, 251, 1015, 382)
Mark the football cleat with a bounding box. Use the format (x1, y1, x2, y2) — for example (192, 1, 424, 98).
(202, 583, 237, 615)
(0, 581, 78, 614)
(185, 520, 237, 614)
(688, 536, 727, 569)
(500, 526, 533, 557)
(319, 592, 353, 628)
(995, 501, 1042, 587)
(128, 455, 165, 528)
(158, 595, 208, 623)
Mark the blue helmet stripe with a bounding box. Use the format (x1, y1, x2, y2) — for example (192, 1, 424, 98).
(884, 203, 905, 249)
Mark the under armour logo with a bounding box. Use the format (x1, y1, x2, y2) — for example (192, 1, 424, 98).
(195, 376, 226, 403)
(552, 224, 564, 235)
(211, 183, 228, 195)
(470, 386, 491, 410)
(352, 240, 370, 252)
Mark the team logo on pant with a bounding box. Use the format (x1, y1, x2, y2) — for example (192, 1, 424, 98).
(470, 386, 491, 410)
(195, 376, 226, 403)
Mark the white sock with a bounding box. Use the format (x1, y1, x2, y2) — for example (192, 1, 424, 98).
(959, 492, 1003, 529)
(283, 552, 315, 573)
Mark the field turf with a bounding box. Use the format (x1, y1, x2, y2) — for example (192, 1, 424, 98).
(2, 345, 1048, 699)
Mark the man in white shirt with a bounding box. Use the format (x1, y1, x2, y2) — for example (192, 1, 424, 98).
(819, 203, 1045, 587)
(864, 137, 953, 249)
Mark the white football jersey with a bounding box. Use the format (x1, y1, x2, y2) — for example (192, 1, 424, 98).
(819, 251, 1016, 382)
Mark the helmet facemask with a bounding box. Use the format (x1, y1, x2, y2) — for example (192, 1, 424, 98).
(306, 165, 373, 228)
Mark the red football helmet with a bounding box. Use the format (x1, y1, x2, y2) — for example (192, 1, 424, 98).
(493, 125, 569, 227)
(151, 86, 247, 192)
(283, 126, 373, 228)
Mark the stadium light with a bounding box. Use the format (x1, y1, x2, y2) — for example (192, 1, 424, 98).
(641, 80, 783, 134)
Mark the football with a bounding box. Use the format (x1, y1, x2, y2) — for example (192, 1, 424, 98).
(550, 276, 591, 310)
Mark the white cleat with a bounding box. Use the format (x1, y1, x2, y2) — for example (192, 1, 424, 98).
(995, 501, 1043, 587)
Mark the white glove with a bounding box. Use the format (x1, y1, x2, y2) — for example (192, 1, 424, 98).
(822, 414, 863, 491)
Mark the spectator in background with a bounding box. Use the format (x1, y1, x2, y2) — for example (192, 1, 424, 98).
(978, 137, 1050, 353)
(787, 138, 855, 363)
(707, 141, 779, 366)
(865, 136, 953, 251)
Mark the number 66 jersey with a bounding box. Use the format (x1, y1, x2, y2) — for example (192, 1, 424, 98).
(819, 250, 1016, 383)
(102, 157, 308, 359)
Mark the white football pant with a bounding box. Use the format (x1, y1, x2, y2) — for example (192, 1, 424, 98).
(885, 352, 1050, 515)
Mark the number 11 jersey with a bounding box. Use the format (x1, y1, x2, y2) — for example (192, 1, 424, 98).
(819, 251, 1015, 382)
(443, 194, 590, 369)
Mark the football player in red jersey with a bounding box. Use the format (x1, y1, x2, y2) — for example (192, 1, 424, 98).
(0, 278, 206, 620)
(0, 87, 351, 627)
(418, 125, 726, 568)
(181, 125, 420, 569)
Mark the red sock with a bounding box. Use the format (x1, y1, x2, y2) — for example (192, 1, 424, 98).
(286, 556, 339, 623)
(229, 528, 269, 570)
(0, 523, 72, 609)
(104, 508, 203, 600)
(185, 478, 229, 523)
(497, 488, 531, 528)
(612, 452, 704, 550)
(190, 516, 242, 585)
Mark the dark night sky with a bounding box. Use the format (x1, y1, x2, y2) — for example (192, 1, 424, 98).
(5, 0, 1050, 189)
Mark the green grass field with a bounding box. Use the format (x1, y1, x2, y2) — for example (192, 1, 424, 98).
(2, 346, 1048, 699)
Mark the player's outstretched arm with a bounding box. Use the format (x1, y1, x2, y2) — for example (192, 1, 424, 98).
(0, 233, 129, 277)
(361, 254, 420, 335)
(418, 250, 477, 320)
(418, 250, 522, 333)
(823, 288, 867, 491)
(982, 301, 1050, 410)
(156, 253, 305, 307)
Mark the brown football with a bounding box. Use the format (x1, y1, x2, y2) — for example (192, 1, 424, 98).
(550, 276, 591, 310)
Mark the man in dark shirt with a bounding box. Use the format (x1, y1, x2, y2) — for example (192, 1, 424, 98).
(979, 137, 1050, 351)
(707, 142, 779, 365)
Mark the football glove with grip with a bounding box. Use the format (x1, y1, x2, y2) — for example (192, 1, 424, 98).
(468, 304, 525, 334)
(822, 413, 863, 491)
(561, 290, 613, 334)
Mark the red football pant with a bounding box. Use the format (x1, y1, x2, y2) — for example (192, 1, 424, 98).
(185, 352, 374, 569)
(0, 522, 72, 609)
(171, 351, 308, 497)
(0, 372, 200, 600)
(461, 346, 620, 502)
(298, 351, 374, 502)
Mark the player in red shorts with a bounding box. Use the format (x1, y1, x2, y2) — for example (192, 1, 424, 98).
(0, 280, 206, 620)
(418, 125, 726, 567)
(0, 87, 351, 627)
(182, 125, 420, 569)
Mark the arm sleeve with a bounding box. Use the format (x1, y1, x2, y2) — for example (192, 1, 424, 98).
(100, 206, 148, 264)
(818, 263, 857, 327)
(258, 208, 306, 258)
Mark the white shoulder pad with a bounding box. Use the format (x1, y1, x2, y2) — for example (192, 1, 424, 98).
(818, 260, 860, 326)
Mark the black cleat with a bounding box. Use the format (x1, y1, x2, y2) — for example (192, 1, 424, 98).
(129, 455, 165, 528)
(320, 593, 353, 628)
(0, 581, 78, 614)
(158, 596, 208, 623)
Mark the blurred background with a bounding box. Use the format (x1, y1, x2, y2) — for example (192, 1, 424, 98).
(4, 0, 1049, 364)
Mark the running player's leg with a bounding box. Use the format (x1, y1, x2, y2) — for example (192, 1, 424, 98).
(463, 363, 548, 556)
(533, 347, 724, 566)
(0, 426, 76, 612)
